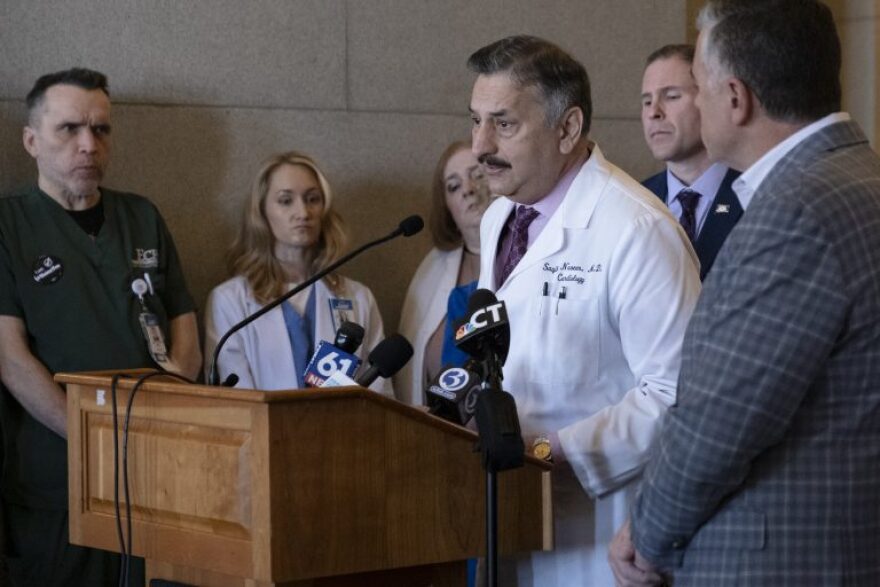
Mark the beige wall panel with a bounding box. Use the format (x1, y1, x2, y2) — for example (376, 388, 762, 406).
(840, 0, 878, 19)
(0, 102, 33, 195)
(0, 0, 347, 110)
(96, 104, 472, 332)
(840, 16, 878, 146)
(347, 0, 686, 119)
(591, 118, 663, 183)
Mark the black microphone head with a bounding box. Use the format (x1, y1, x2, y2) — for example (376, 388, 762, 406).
(455, 289, 510, 365)
(399, 215, 424, 237)
(368, 333, 414, 378)
(467, 288, 498, 312)
(334, 321, 365, 354)
(426, 362, 483, 426)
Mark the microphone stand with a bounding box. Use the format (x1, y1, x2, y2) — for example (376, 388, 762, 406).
(484, 388, 500, 587)
(208, 219, 419, 385)
(476, 349, 520, 587)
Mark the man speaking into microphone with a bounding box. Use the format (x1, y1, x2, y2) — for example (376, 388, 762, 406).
(467, 36, 701, 585)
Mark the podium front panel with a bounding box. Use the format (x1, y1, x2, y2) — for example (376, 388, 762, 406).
(62, 372, 550, 583)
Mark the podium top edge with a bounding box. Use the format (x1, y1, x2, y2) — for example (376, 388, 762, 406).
(54, 369, 367, 403)
(54, 369, 552, 470)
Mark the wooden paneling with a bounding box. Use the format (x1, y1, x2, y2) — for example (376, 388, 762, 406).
(61, 371, 551, 584)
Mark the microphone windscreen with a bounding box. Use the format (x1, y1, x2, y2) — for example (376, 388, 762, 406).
(467, 288, 498, 313)
(399, 215, 424, 237)
(368, 334, 414, 378)
(335, 321, 365, 354)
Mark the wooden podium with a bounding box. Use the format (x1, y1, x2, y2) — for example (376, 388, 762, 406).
(57, 370, 552, 586)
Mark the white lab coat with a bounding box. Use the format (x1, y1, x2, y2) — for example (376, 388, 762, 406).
(479, 145, 701, 586)
(394, 246, 463, 405)
(204, 275, 392, 396)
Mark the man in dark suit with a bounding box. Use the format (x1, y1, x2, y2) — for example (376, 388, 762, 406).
(610, 1, 880, 585)
(640, 43, 741, 280)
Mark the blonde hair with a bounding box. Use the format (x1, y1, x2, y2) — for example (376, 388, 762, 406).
(227, 151, 348, 304)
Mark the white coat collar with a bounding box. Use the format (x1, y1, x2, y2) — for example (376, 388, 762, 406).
(244, 276, 331, 314)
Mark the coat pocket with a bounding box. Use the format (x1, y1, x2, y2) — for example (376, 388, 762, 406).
(528, 295, 599, 384)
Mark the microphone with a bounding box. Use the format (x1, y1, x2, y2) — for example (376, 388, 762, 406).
(456, 289, 523, 472)
(355, 334, 414, 387)
(473, 388, 525, 472)
(208, 215, 424, 385)
(334, 320, 365, 353)
(426, 360, 484, 425)
(302, 321, 365, 387)
(394, 215, 425, 238)
(454, 288, 510, 388)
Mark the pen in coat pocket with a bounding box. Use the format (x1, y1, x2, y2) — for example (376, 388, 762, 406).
(555, 286, 567, 315)
(539, 281, 549, 316)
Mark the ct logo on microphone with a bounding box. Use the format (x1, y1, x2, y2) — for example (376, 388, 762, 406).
(455, 302, 505, 340)
(439, 368, 469, 391)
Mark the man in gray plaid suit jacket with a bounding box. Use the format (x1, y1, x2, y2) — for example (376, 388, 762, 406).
(609, 1, 880, 585)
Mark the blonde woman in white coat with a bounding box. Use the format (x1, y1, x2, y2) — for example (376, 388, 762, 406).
(205, 151, 390, 395)
(394, 141, 491, 405)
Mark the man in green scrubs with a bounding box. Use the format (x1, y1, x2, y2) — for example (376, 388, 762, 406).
(0, 68, 202, 586)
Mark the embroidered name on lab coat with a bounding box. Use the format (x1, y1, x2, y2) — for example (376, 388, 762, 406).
(542, 261, 600, 285)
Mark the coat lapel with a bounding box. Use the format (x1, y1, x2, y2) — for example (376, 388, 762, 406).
(693, 168, 743, 279)
(754, 120, 869, 207)
(497, 146, 609, 291)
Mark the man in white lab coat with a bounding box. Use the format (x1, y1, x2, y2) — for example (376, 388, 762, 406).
(467, 35, 701, 586)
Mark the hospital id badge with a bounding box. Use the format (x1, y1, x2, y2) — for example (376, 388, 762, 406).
(328, 298, 355, 332)
(138, 311, 169, 365)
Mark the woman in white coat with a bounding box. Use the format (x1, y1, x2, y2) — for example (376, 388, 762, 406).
(394, 141, 492, 405)
(205, 151, 389, 394)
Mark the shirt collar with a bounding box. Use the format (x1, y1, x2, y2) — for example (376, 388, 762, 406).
(666, 162, 729, 203)
(523, 155, 583, 219)
(733, 112, 850, 210)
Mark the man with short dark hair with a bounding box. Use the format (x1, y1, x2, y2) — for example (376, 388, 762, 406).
(0, 67, 201, 586)
(468, 35, 701, 585)
(610, 1, 880, 585)
(640, 44, 741, 280)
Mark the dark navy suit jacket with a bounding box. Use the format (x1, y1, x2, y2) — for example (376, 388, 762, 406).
(642, 168, 742, 280)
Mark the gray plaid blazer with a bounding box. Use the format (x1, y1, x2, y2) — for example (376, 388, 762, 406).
(630, 120, 880, 586)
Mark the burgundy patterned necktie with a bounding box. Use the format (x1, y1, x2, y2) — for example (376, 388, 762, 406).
(498, 205, 540, 285)
(677, 189, 702, 242)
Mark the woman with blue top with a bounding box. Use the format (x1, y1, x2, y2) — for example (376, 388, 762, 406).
(205, 151, 390, 394)
(395, 141, 492, 406)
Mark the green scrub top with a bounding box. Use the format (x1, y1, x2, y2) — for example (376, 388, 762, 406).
(0, 186, 195, 509)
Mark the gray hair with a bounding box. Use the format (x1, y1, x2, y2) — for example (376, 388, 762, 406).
(696, 0, 840, 123)
(467, 35, 592, 135)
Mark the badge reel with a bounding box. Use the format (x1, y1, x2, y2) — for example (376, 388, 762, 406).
(329, 298, 354, 333)
(132, 274, 170, 366)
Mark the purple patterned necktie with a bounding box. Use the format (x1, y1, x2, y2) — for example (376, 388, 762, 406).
(677, 189, 702, 242)
(498, 205, 540, 285)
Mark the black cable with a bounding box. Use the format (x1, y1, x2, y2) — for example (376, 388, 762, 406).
(110, 373, 128, 587)
(119, 369, 194, 586)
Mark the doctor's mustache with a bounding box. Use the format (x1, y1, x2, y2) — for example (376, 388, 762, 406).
(478, 154, 512, 169)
